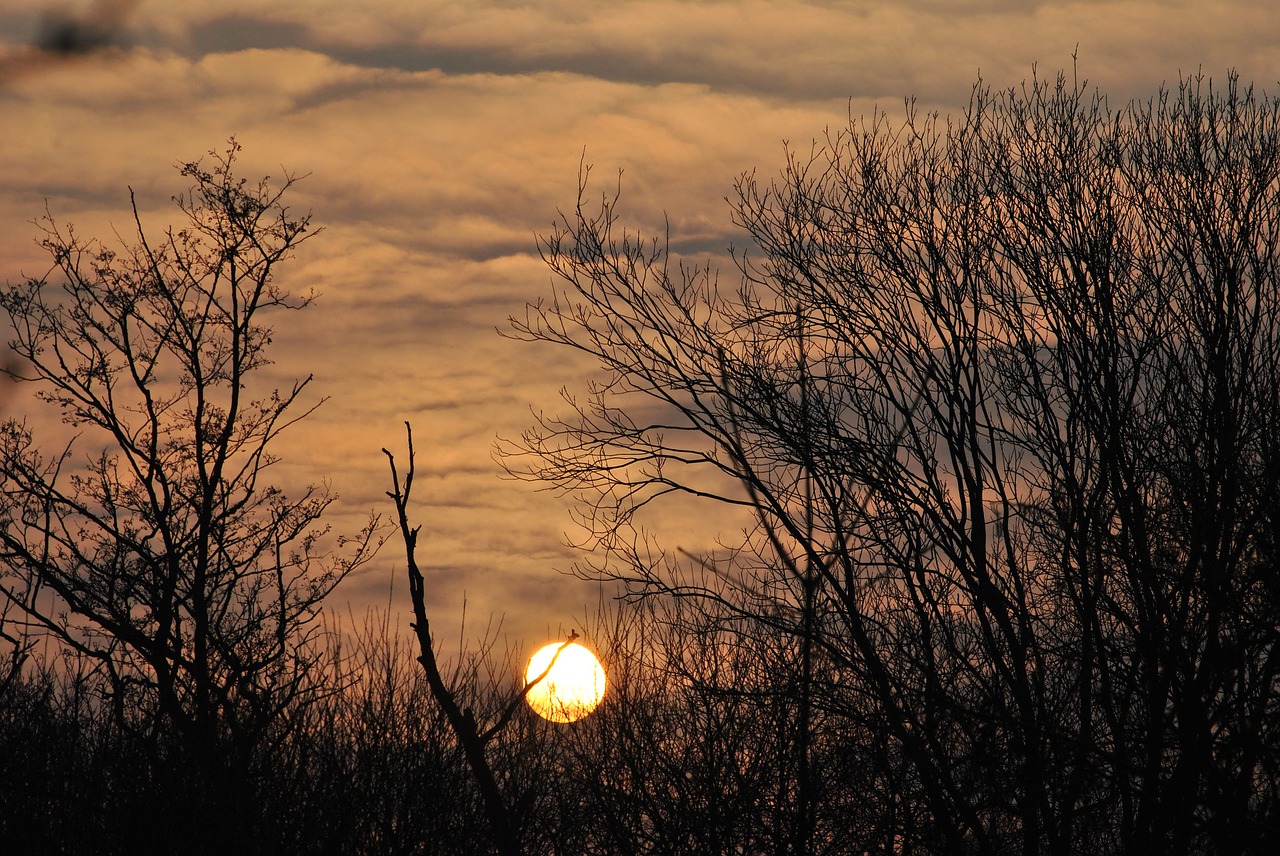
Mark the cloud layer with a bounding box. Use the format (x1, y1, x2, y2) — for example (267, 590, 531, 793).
(2, 0, 1278, 652)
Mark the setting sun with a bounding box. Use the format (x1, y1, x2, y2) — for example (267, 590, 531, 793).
(524, 641, 607, 723)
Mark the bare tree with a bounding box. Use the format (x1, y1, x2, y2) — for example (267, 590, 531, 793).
(384, 422, 589, 856)
(0, 141, 382, 823)
(504, 69, 1280, 855)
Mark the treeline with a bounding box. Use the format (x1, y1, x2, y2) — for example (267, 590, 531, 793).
(0, 599, 870, 855)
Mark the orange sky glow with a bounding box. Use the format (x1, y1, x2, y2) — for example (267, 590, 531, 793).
(1, 0, 1277, 654)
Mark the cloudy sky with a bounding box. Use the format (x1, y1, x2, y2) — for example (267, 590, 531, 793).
(1, 0, 1277, 654)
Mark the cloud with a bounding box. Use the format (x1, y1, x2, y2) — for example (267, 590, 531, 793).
(132, 1, 1280, 106)
(0, 0, 143, 89)
(35, 0, 141, 54)
(2, 0, 1279, 650)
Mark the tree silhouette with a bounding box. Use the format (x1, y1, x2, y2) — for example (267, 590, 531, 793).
(384, 422, 590, 856)
(0, 140, 381, 846)
(505, 69, 1280, 855)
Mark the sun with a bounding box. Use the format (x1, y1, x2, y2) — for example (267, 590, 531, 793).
(524, 640, 607, 723)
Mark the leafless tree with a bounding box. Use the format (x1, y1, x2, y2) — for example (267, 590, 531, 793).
(384, 422, 589, 856)
(0, 141, 382, 838)
(504, 69, 1280, 855)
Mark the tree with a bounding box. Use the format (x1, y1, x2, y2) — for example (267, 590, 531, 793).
(504, 69, 1280, 855)
(0, 141, 381, 834)
(384, 422, 588, 856)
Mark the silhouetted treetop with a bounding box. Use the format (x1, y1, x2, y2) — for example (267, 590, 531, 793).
(505, 68, 1280, 855)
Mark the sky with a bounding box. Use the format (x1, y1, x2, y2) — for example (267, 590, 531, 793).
(1, 0, 1277, 657)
